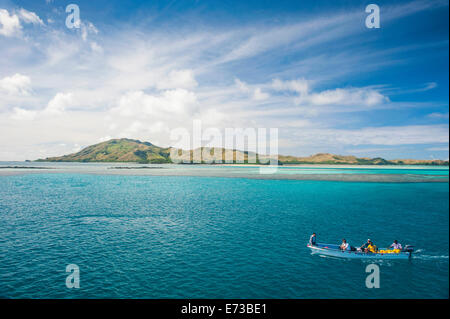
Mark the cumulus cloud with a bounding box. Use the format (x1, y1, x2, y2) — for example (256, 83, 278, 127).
(148, 121, 170, 134)
(11, 107, 37, 120)
(98, 136, 112, 142)
(118, 120, 170, 139)
(45, 92, 74, 114)
(0, 9, 21, 37)
(0, 73, 31, 95)
(157, 70, 198, 90)
(18, 8, 44, 26)
(113, 89, 198, 118)
(235, 78, 269, 101)
(0, 2, 447, 160)
(10, 92, 74, 121)
(0, 8, 44, 37)
(119, 121, 145, 137)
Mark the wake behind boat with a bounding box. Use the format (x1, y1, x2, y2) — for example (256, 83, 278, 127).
(307, 243, 414, 260)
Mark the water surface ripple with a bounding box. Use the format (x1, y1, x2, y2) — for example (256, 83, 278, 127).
(0, 173, 448, 298)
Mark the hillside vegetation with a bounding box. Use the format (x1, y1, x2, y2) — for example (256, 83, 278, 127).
(39, 139, 171, 163)
(37, 138, 449, 165)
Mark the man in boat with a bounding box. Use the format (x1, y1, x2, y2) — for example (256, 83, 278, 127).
(339, 239, 349, 251)
(389, 240, 402, 250)
(359, 239, 371, 251)
(309, 233, 317, 246)
(365, 240, 377, 253)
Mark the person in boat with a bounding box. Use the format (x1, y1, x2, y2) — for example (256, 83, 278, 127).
(309, 233, 317, 246)
(389, 240, 402, 250)
(359, 239, 371, 251)
(339, 239, 349, 251)
(365, 240, 377, 253)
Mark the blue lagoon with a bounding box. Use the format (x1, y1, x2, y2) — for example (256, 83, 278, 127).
(0, 164, 448, 298)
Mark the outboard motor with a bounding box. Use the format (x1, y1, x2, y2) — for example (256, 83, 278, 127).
(404, 245, 414, 257)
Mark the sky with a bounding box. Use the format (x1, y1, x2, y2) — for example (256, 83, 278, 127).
(0, 0, 448, 161)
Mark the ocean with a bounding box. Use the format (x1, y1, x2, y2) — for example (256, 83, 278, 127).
(0, 163, 448, 298)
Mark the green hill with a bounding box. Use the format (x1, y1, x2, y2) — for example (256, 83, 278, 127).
(38, 139, 276, 164)
(37, 138, 449, 165)
(38, 138, 172, 163)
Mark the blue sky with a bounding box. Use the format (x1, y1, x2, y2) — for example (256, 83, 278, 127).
(0, 0, 448, 160)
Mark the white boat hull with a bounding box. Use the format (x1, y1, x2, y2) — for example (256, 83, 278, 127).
(308, 243, 411, 260)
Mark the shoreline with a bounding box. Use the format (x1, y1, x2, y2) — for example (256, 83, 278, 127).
(1, 169, 448, 183)
(213, 163, 450, 169)
(1, 161, 448, 182)
(2, 161, 450, 169)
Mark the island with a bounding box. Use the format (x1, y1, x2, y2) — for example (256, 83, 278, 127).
(36, 138, 449, 166)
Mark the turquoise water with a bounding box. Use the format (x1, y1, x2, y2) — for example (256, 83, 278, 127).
(0, 173, 448, 298)
(241, 167, 449, 176)
(1, 161, 449, 177)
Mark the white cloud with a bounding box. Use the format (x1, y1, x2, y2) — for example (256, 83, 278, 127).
(11, 107, 37, 120)
(427, 112, 449, 119)
(156, 69, 198, 90)
(9, 92, 75, 121)
(45, 92, 74, 114)
(149, 121, 170, 134)
(235, 78, 269, 101)
(90, 41, 103, 54)
(306, 88, 388, 106)
(235, 78, 250, 92)
(272, 78, 309, 96)
(0, 8, 44, 37)
(291, 125, 449, 146)
(113, 89, 198, 118)
(253, 87, 269, 101)
(18, 8, 44, 26)
(422, 82, 437, 91)
(71, 143, 81, 152)
(81, 21, 98, 41)
(98, 136, 113, 143)
(0, 1, 447, 160)
(0, 73, 31, 95)
(119, 121, 145, 137)
(271, 78, 388, 107)
(116, 120, 171, 142)
(218, 14, 354, 64)
(0, 9, 21, 37)
(347, 147, 396, 154)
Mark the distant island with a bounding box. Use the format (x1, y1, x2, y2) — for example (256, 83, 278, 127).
(36, 138, 449, 166)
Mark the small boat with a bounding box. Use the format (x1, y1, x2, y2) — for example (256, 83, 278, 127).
(307, 243, 413, 260)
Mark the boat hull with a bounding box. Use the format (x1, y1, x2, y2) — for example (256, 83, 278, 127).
(307, 243, 411, 260)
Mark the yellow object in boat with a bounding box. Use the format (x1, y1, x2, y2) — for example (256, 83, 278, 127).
(379, 249, 401, 254)
(367, 244, 377, 253)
